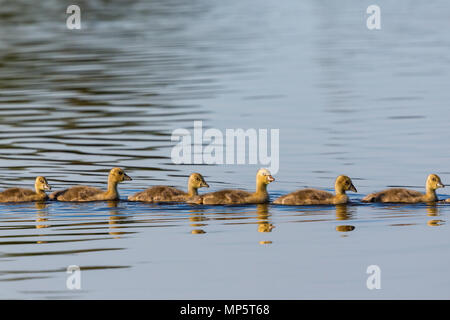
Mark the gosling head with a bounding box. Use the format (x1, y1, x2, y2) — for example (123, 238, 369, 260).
(335, 175, 357, 193)
(257, 168, 275, 185)
(426, 174, 444, 191)
(35, 176, 51, 192)
(188, 173, 209, 189)
(109, 167, 132, 183)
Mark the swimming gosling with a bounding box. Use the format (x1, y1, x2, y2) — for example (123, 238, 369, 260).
(128, 173, 209, 202)
(189, 168, 275, 205)
(362, 174, 444, 203)
(0, 176, 51, 203)
(50, 167, 131, 202)
(273, 175, 357, 205)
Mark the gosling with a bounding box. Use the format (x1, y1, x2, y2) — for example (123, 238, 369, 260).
(0, 176, 51, 203)
(128, 172, 209, 202)
(273, 175, 357, 205)
(189, 168, 275, 205)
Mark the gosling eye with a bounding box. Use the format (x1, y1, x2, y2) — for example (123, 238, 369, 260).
(432, 177, 436, 181)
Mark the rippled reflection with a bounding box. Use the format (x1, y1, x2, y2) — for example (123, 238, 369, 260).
(1, 0, 450, 299)
(107, 201, 129, 238)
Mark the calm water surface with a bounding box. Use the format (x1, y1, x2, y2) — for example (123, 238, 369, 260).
(0, 0, 450, 299)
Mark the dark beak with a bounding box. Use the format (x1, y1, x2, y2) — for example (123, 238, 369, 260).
(349, 184, 357, 193)
(438, 182, 445, 188)
(44, 184, 52, 191)
(124, 174, 132, 181)
(267, 175, 275, 183)
(201, 182, 209, 188)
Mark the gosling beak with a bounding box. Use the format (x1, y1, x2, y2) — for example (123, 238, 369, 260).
(267, 175, 275, 183)
(438, 182, 445, 188)
(44, 184, 52, 191)
(123, 174, 132, 181)
(349, 184, 357, 193)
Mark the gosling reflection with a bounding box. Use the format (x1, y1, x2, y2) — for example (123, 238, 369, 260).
(107, 200, 119, 208)
(191, 229, 206, 234)
(36, 213, 49, 229)
(34, 202, 49, 243)
(35, 202, 47, 211)
(335, 204, 353, 220)
(426, 204, 445, 227)
(426, 204, 438, 216)
(334, 204, 356, 233)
